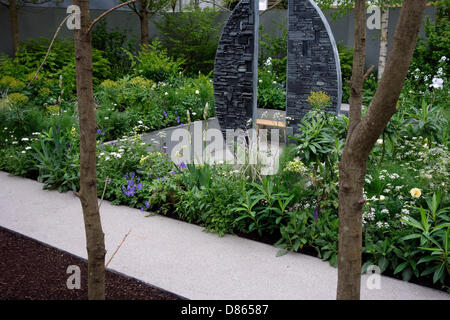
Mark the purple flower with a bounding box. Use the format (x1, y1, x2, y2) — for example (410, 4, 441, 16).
(97, 129, 102, 135)
(176, 116, 180, 124)
(163, 110, 167, 118)
(313, 207, 319, 222)
(169, 171, 176, 175)
(107, 178, 111, 184)
(137, 183, 143, 190)
(179, 162, 187, 168)
(140, 207, 143, 212)
(145, 201, 150, 208)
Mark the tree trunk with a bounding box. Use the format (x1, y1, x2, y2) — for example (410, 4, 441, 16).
(73, 0, 106, 300)
(336, 0, 366, 301)
(9, 0, 19, 56)
(336, 0, 427, 300)
(139, 0, 149, 45)
(378, 7, 389, 80)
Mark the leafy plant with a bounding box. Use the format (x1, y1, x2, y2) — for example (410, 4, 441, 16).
(126, 40, 183, 83)
(155, 6, 222, 75)
(32, 127, 80, 192)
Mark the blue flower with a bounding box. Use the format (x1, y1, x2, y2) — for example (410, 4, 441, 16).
(313, 207, 319, 222)
(179, 162, 187, 168)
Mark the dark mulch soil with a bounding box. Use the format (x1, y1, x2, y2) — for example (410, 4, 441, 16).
(0, 227, 182, 300)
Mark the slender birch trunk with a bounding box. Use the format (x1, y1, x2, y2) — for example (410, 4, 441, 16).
(378, 7, 389, 80)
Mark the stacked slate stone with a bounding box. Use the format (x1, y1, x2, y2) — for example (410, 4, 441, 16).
(213, 0, 256, 136)
(286, 0, 341, 133)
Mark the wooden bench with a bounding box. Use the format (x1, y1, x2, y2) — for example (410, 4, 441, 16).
(255, 119, 287, 142)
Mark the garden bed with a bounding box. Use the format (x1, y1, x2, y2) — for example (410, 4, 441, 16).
(0, 227, 182, 300)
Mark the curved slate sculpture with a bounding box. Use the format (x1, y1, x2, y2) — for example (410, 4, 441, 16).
(213, 0, 259, 135)
(286, 0, 342, 132)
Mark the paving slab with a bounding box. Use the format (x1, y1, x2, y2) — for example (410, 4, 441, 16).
(0, 171, 448, 300)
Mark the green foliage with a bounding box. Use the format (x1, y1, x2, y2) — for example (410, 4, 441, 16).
(257, 66, 286, 110)
(95, 73, 214, 133)
(126, 40, 183, 83)
(259, 20, 288, 81)
(91, 19, 137, 80)
(412, 16, 450, 81)
(155, 6, 222, 75)
(32, 126, 80, 192)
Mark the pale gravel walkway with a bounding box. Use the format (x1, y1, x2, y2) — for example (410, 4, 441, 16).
(0, 171, 448, 300)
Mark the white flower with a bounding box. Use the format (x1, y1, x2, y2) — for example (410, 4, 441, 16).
(381, 209, 389, 214)
(104, 117, 109, 120)
(272, 81, 277, 84)
(164, 92, 168, 96)
(195, 90, 200, 95)
(440, 56, 447, 62)
(25, 146, 32, 150)
(379, 195, 386, 201)
(138, 120, 143, 125)
(430, 77, 444, 89)
(12, 141, 18, 145)
(258, 79, 262, 83)
(21, 151, 26, 154)
(376, 139, 383, 145)
(21, 138, 29, 141)
(410, 188, 421, 198)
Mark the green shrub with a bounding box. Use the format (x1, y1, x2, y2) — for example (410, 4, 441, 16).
(91, 19, 137, 80)
(257, 67, 286, 110)
(155, 6, 222, 75)
(411, 16, 450, 84)
(259, 20, 288, 82)
(126, 40, 182, 83)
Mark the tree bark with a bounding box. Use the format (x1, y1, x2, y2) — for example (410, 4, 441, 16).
(336, 0, 366, 301)
(378, 7, 389, 80)
(336, 0, 427, 300)
(9, 0, 19, 56)
(73, 0, 106, 300)
(139, 0, 149, 45)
